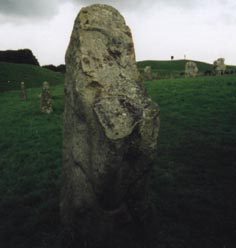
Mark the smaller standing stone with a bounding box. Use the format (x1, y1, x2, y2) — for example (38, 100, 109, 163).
(185, 61, 198, 77)
(20, 81, 27, 100)
(40, 81, 53, 114)
(213, 58, 226, 75)
(143, 66, 153, 80)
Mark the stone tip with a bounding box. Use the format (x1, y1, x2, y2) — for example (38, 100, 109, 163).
(81, 3, 120, 11)
(79, 3, 126, 24)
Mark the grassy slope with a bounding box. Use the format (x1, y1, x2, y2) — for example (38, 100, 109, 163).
(137, 59, 236, 75)
(0, 74, 236, 247)
(0, 62, 64, 92)
(145, 75, 236, 248)
(0, 85, 64, 248)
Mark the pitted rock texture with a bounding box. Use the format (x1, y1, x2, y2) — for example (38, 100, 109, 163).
(185, 61, 198, 77)
(40, 81, 53, 114)
(61, 4, 160, 248)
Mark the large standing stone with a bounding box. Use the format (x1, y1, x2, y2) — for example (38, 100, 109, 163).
(20, 81, 27, 100)
(61, 4, 160, 248)
(40, 81, 53, 114)
(185, 61, 198, 77)
(213, 58, 226, 75)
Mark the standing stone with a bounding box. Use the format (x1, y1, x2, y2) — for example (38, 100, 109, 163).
(213, 58, 226, 75)
(143, 66, 153, 80)
(20, 81, 27, 100)
(40, 81, 53, 113)
(61, 4, 160, 248)
(185, 61, 198, 77)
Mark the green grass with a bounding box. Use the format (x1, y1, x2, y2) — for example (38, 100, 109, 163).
(145, 75, 236, 248)
(0, 85, 64, 248)
(0, 62, 64, 92)
(1, 73, 236, 247)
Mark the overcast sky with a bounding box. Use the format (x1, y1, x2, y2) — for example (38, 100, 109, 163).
(0, 0, 235, 65)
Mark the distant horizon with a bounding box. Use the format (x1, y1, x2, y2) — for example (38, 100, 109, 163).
(0, 0, 235, 67)
(1, 47, 235, 67)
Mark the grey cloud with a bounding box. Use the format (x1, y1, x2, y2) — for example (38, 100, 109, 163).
(76, 0, 146, 10)
(75, 0, 236, 11)
(74, 0, 199, 10)
(0, 0, 231, 21)
(0, 0, 65, 20)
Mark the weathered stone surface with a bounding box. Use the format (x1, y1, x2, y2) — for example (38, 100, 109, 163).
(40, 81, 53, 114)
(20, 81, 27, 100)
(185, 61, 198, 77)
(213, 58, 226, 75)
(61, 4, 160, 248)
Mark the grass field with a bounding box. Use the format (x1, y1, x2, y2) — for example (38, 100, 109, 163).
(0, 85, 64, 247)
(0, 68, 236, 247)
(145, 76, 236, 248)
(0, 62, 64, 92)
